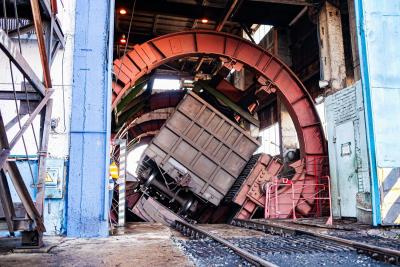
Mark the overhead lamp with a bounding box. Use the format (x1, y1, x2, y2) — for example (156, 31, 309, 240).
(201, 18, 209, 24)
(319, 80, 329, 89)
(120, 34, 127, 44)
(119, 8, 127, 15)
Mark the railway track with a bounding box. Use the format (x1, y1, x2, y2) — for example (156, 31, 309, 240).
(174, 219, 399, 266)
(231, 218, 400, 265)
(174, 220, 277, 267)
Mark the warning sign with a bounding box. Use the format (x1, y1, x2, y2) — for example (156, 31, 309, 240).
(46, 173, 54, 183)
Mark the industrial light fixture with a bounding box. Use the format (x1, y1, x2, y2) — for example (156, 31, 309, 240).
(315, 95, 325, 104)
(201, 18, 209, 24)
(319, 80, 329, 89)
(120, 34, 127, 44)
(119, 8, 127, 15)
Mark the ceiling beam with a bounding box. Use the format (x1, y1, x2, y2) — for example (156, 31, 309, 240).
(132, 0, 224, 21)
(215, 0, 239, 31)
(152, 15, 159, 34)
(289, 6, 308, 26)
(247, 0, 317, 6)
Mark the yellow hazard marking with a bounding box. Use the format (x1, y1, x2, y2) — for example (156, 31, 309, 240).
(46, 173, 53, 183)
(395, 214, 400, 224)
(110, 162, 119, 179)
(378, 168, 385, 186)
(379, 168, 395, 187)
(380, 169, 400, 221)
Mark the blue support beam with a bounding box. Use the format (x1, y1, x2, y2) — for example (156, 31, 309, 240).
(67, 0, 115, 237)
(354, 0, 381, 226)
(355, 0, 400, 225)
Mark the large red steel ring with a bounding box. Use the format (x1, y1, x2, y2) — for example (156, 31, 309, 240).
(112, 30, 328, 215)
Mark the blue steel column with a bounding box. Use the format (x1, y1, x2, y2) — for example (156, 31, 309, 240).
(354, 0, 400, 226)
(354, 0, 381, 226)
(67, 0, 115, 237)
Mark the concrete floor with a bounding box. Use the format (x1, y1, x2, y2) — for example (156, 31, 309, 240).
(2, 221, 396, 267)
(0, 223, 193, 267)
(0, 223, 267, 267)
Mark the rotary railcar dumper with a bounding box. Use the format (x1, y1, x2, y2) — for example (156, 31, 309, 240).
(134, 90, 261, 223)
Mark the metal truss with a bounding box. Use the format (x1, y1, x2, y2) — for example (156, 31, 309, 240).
(0, 0, 63, 247)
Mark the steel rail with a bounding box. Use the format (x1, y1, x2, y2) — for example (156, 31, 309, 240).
(231, 218, 400, 265)
(174, 220, 278, 267)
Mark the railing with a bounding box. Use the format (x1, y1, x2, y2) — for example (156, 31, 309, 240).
(264, 176, 333, 225)
(265, 156, 332, 225)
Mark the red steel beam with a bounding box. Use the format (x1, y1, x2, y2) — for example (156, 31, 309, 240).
(50, 0, 58, 14)
(30, 0, 52, 88)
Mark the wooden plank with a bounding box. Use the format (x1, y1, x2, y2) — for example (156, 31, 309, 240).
(248, 0, 316, 6)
